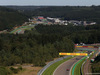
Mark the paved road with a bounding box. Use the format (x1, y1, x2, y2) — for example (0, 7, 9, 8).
(53, 56, 84, 75)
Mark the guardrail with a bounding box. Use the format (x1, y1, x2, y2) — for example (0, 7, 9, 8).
(37, 56, 70, 75)
(81, 60, 86, 75)
(80, 51, 94, 75)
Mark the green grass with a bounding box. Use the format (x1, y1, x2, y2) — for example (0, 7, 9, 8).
(10, 25, 35, 34)
(42, 56, 74, 75)
(71, 56, 87, 75)
(10, 28, 21, 33)
(0, 67, 8, 75)
(82, 51, 87, 53)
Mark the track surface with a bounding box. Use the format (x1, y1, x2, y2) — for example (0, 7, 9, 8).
(53, 56, 84, 75)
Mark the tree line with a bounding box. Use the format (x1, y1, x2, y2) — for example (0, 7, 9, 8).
(5, 6, 100, 24)
(0, 24, 100, 74)
(0, 28, 74, 66)
(35, 24, 100, 44)
(26, 6, 100, 24)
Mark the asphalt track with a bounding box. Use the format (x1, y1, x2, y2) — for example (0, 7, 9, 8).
(53, 56, 84, 75)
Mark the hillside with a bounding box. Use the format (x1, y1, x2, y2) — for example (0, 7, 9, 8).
(5, 6, 46, 11)
(0, 24, 100, 75)
(32, 6, 100, 24)
(5, 6, 48, 17)
(0, 6, 28, 31)
(6, 6, 100, 24)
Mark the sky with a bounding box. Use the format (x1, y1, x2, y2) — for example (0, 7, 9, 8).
(0, 0, 100, 6)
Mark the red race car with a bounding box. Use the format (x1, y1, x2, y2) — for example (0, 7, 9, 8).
(66, 69, 70, 71)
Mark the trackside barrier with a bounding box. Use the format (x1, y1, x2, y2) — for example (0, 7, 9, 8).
(80, 51, 93, 75)
(37, 56, 70, 75)
(75, 46, 98, 48)
(81, 61, 86, 75)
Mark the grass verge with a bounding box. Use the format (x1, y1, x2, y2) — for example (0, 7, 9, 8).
(10, 25, 34, 34)
(42, 56, 74, 75)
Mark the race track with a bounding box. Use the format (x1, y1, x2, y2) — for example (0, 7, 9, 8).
(53, 56, 84, 75)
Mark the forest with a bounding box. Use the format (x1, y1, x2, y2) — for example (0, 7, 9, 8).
(35, 24, 100, 43)
(0, 24, 99, 74)
(32, 6, 100, 24)
(0, 5, 100, 31)
(0, 27, 74, 67)
(0, 27, 75, 75)
(1, 5, 100, 31)
(0, 24, 100, 67)
(0, 6, 28, 31)
(6, 6, 100, 24)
